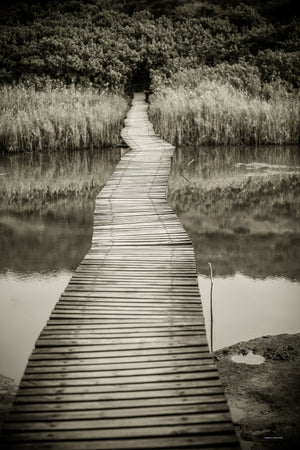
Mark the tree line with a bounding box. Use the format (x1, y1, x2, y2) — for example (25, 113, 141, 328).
(0, 0, 299, 91)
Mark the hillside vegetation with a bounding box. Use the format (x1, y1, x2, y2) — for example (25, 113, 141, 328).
(1, 0, 299, 91)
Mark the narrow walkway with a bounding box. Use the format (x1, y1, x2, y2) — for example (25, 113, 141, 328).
(4, 93, 240, 449)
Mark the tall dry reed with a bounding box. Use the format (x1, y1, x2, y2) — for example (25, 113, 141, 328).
(0, 85, 129, 152)
(149, 80, 300, 146)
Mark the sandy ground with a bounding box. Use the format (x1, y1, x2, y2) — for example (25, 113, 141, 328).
(0, 333, 299, 449)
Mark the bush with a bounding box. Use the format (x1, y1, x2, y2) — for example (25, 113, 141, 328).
(254, 49, 300, 88)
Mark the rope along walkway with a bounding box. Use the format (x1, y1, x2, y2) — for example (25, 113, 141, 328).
(4, 93, 240, 449)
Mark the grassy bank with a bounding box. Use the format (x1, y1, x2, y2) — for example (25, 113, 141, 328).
(149, 69, 300, 146)
(0, 85, 128, 153)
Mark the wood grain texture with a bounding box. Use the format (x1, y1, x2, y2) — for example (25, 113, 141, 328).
(3, 92, 240, 449)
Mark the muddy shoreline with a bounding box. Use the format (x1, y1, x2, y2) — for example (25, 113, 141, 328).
(0, 333, 299, 448)
(215, 333, 300, 449)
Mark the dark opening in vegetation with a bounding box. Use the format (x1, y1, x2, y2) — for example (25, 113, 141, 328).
(130, 64, 151, 93)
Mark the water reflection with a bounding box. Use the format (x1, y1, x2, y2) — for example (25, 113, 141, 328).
(0, 206, 94, 274)
(185, 228, 300, 281)
(169, 145, 300, 349)
(0, 207, 92, 383)
(0, 145, 299, 382)
(0, 147, 121, 215)
(199, 274, 300, 351)
(0, 148, 120, 382)
(169, 145, 300, 280)
(169, 145, 300, 182)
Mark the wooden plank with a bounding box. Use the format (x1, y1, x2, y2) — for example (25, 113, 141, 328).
(5, 411, 232, 431)
(15, 379, 221, 395)
(3, 435, 240, 449)
(31, 340, 209, 353)
(41, 325, 205, 331)
(6, 402, 229, 421)
(27, 353, 213, 367)
(25, 358, 212, 373)
(15, 387, 225, 403)
(19, 371, 220, 388)
(29, 347, 210, 360)
(38, 331, 206, 339)
(11, 394, 227, 412)
(50, 311, 201, 324)
(4, 422, 236, 441)
(22, 365, 217, 380)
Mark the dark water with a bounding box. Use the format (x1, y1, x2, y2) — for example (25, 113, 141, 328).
(0, 145, 299, 381)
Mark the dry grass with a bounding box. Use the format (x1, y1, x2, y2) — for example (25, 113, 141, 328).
(149, 80, 300, 146)
(0, 85, 129, 152)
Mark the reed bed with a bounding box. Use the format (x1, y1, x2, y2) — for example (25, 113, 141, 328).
(0, 85, 129, 152)
(149, 80, 300, 146)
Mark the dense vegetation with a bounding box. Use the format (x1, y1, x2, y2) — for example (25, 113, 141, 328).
(0, 0, 299, 152)
(0, 0, 299, 91)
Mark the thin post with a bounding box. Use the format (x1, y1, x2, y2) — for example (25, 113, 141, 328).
(208, 262, 214, 353)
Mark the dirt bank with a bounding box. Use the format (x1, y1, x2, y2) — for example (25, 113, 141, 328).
(215, 333, 300, 449)
(0, 374, 17, 434)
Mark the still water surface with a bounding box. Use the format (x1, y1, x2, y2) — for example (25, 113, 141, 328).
(0, 146, 299, 382)
(169, 145, 300, 351)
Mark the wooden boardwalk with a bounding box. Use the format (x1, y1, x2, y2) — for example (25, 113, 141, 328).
(3, 93, 240, 449)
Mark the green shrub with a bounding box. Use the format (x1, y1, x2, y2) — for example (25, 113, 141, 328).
(254, 49, 300, 88)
